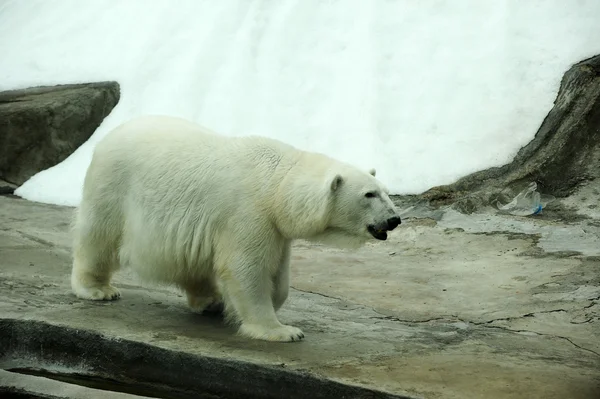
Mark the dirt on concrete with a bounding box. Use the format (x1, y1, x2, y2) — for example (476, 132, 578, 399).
(0, 193, 598, 399)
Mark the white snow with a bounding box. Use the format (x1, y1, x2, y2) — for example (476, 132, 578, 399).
(1, 0, 599, 206)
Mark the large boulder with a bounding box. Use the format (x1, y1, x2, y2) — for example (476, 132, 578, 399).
(420, 54, 600, 211)
(0, 82, 120, 188)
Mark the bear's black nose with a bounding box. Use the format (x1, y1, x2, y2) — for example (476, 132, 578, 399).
(387, 216, 401, 230)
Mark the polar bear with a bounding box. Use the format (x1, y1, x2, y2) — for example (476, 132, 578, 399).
(70, 115, 401, 342)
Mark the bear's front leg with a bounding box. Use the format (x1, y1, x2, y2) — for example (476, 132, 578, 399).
(219, 250, 304, 342)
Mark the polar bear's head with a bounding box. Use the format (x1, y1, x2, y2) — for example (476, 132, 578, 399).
(276, 159, 401, 249)
(315, 167, 401, 248)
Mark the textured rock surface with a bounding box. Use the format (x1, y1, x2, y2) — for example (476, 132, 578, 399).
(0, 195, 598, 399)
(419, 54, 600, 211)
(0, 82, 120, 186)
(0, 179, 17, 195)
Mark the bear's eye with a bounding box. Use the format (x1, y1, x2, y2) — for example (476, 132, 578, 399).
(365, 192, 377, 198)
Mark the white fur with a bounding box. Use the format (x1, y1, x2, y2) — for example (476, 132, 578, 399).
(70, 115, 399, 342)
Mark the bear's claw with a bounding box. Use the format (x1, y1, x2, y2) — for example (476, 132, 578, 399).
(239, 323, 305, 342)
(74, 285, 121, 301)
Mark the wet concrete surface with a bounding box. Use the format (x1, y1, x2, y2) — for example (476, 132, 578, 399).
(0, 192, 599, 399)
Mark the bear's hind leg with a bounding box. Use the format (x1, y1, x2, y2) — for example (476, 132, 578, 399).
(183, 279, 223, 314)
(70, 209, 121, 301)
(71, 249, 120, 300)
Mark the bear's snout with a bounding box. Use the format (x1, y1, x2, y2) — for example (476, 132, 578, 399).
(387, 216, 401, 230)
(384, 216, 400, 230)
(367, 216, 401, 240)
(370, 216, 401, 232)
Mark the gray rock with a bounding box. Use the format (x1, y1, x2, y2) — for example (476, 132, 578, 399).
(0, 81, 120, 186)
(0, 178, 17, 195)
(418, 54, 600, 210)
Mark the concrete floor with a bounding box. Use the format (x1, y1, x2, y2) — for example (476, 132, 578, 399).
(0, 192, 599, 399)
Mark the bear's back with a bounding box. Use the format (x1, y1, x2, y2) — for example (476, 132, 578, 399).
(91, 115, 301, 218)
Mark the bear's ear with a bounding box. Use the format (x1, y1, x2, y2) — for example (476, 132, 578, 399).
(330, 174, 343, 191)
(368, 168, 376, 177)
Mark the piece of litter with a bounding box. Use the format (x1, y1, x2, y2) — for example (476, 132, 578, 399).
(496, 182, 555, 216)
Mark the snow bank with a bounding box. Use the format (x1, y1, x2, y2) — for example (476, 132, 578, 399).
(1, 0, 599, 206)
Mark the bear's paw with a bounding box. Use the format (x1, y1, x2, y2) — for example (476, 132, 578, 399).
(239, 323, 305, 342)
(74, 285, 121, 301)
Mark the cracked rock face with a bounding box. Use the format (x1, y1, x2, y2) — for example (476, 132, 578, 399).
(0, 82, 120, 187)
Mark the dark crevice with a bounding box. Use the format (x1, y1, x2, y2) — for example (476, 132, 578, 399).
(370, 313, 451, 324)
(475, 324, 600, 358)
(475, 308, 568, 325)
(583, 297, 600, 308)
(6, 368, 210, 399)
(290, 287, 343, 301)
(570, 318, 594, 324)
